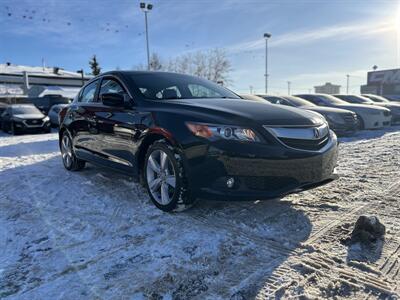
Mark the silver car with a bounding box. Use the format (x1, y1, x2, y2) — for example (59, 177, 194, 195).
(48, 104, 69, 127)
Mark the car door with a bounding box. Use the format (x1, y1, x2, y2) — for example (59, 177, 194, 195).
(91, 76, 141, 173)
(69, 79, 100, 157)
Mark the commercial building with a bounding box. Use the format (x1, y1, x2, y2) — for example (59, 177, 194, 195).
(0, 63, 91, 103)
(361, 68, 400, 100)
(314, 82, 341, 95)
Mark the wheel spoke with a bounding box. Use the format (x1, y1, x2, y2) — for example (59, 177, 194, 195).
(165, 175, 176, 188)
(161, 182, 169, 204)
(149, 178, 161, 192)
(148, 155, 161, 173)
(160, 151, 168, 171)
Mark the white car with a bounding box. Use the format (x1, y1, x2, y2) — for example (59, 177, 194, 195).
(296, 94, 391, 130)
(48, 104, 69, 127)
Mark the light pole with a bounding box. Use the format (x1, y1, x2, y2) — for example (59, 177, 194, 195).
(140, 2, 153, 70)
(76, 69, 85, 87)
(287, 81, 291, 95)
(264, 33, 271, 94)
(346, 74, 350, 94)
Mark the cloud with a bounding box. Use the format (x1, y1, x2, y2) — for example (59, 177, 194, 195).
(228, 20, 396, 53)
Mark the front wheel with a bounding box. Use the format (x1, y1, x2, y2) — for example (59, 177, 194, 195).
(144, 141, 194, 212)
(60, 132, 86, 171)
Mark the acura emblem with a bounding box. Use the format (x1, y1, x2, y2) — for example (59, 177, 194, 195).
(313, 127, 320, 138)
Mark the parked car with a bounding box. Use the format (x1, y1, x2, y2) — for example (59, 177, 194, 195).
(48, 104, 69, 127)
(1, 104, 51, 134)
(251, 94, 358, 136)
(296, 94, 391, 130)
(59, 71, 338, 212)
(0, 102, 8, 129)
(362, 94, 391, 103)
(27, 94, 71, 115)
(334, 94, 400, 125)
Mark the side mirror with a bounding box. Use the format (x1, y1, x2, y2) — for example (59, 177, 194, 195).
(101, 93, 124, 107)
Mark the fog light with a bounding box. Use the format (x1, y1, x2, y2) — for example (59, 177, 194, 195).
(226, 177, 235, 188)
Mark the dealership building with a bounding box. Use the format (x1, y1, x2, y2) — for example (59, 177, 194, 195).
(0, 63, 91, 102)
(361, 68, 400, 99)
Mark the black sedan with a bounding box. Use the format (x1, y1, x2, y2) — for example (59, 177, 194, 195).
(1, 104, 51, 134)
(252, 94, 358, 136)
(59, 71, 338, 212)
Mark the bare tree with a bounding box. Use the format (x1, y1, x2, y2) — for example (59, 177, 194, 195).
(149, 53, 163, 71)
(132, 48, 232, 85)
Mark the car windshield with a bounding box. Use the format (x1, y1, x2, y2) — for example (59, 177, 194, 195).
(283, 96, 316, 107)
(336, 95, 374, 104)
(12, 105, 41, 115)
(364, 94, 389, 103)
(130, 73, 240, 100)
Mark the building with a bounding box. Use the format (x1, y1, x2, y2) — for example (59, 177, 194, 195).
(0, 63, 92, 102)
(314, 82, 341, 95)
(360, 68, 400, 100)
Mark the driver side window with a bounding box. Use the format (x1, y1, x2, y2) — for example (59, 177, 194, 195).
(99, 78, 125, 97)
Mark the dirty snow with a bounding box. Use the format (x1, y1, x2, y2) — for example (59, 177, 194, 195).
(0, 127, 400, 299)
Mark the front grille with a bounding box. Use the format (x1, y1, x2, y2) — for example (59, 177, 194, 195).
(243, 176, 298, 191)
(279, 136, 329, 151)
(343, 113, 358, 125)
(25, 119, 43, 125)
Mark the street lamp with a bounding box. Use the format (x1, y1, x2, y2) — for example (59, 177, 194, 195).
(76, 69, 85, 87)
(264, 33, 271, 94)
(140, 2, 153, 70)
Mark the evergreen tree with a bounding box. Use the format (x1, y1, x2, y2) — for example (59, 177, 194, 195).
(89, 55, 101, 75)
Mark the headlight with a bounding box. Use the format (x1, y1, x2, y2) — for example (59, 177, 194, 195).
(324, 113, 345, 124)
(12, 117, 23, 122)
(43, 116, 50, 122)
(186, 122, 261, 142)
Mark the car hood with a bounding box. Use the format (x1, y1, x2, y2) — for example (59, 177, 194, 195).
(166, 98, 325, 126)
(299, 105, 354, 115)
(13, 114, 45, 120)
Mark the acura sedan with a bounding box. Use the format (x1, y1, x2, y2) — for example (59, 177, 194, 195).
(296, 94, 391, 130)
(334, 94, 400, 125)
(59, 71, 338, 212)
(250, 94, 358, 136)
(1, 104, 51, 134)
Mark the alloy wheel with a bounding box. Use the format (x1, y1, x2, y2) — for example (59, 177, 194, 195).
(146, 150, 176, 205)
(61, 134, 73, 168)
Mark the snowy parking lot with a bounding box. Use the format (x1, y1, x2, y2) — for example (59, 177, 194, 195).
(1, 128, 400, 299)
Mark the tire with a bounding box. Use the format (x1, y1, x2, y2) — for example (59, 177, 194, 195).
(144, 140, 194, 212)
(60, 131, 86, 171)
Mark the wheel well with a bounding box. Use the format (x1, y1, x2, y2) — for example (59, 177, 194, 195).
(138, 134, 172, 173)
(58, 127, 67, 148)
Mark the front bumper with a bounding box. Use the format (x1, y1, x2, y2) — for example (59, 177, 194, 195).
(184, 132, 339, 201)
(330, 123, 358, 136)
(14, 121, 51, 133)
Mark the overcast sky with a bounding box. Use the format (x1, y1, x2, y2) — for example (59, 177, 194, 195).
(1, 0, 399, 94)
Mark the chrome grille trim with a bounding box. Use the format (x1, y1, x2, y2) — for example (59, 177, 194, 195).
(263, 123, 329, 141)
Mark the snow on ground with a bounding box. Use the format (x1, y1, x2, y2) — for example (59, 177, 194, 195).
(0, 128, 400, 299)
